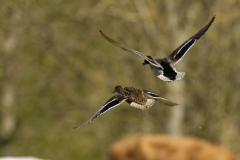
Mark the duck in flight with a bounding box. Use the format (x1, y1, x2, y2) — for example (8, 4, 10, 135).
(74, 85, 178, 128)
(100, 16, 215, 82)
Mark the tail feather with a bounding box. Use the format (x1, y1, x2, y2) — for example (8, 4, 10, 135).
(157, 75, 173, 82)
(157, 71, 185, 82)
(175, 72, 185, 81)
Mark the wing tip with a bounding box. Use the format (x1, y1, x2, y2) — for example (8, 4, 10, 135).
(171, 102, 181, 106)
(165, 102, 180, 107)
(211, 13, 216, 19)
(99, 30, 106, 37)
(211, 15, 216, 23)
(73, 124, 84, 129)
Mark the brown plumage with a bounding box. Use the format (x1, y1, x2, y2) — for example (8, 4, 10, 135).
(74, 85, 179, 129)
(113, 86, 148, 107)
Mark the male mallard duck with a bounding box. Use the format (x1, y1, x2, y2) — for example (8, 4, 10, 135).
(100, 16, 215, 82)
(74, 85, 178, 128)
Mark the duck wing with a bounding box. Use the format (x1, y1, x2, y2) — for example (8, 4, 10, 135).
(100, 30, 163, 69)
(143, 90, 179, 106)
(73, 95, 126, 129)
(167, 16, 215, 65)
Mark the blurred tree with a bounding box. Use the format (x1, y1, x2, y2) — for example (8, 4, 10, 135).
(0, 0, 240, 159)
(0, 32, 17, 143)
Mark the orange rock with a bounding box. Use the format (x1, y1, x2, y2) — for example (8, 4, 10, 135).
(109, 134, 238, 160)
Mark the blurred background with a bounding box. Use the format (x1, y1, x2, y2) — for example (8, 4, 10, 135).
(0, 0, 240, 159)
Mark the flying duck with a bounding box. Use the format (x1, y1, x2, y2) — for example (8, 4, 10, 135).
(74, 85, 178, 128)
(100, 16, 215, 82)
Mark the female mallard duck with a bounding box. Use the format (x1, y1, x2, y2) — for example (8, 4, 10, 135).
(74, 85, 178, 128)
(100, 16, 215, 82)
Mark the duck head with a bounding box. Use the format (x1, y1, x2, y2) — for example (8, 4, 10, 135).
(112, 85, 123, 93)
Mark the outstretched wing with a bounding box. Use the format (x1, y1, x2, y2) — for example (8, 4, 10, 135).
(73, 96, 126, 129)
(100, 30, 163, 69)
(143, 90, 179, 106)
(167, 16, 215, 65)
